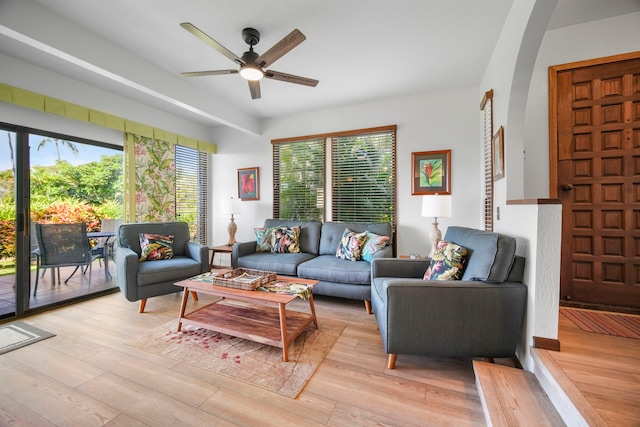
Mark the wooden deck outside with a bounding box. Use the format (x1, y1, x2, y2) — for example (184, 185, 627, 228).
(0, 262, 117, 316)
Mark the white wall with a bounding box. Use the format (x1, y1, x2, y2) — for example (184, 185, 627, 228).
(210, 86, 483, 256)
(480, 0, 560, 371)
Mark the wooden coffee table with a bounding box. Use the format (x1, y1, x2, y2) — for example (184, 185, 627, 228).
(174, 274, 318, 362)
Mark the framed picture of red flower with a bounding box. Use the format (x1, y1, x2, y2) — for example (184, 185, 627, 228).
(237, 167, 259, 200)
(411, 150, 451, 195)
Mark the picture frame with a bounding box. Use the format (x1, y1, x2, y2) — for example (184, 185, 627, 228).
(237, 167, 259, 200)
(411, 150, 451, 195)
(493, 126, 505, 181)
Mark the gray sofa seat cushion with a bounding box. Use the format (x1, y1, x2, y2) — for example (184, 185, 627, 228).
(237, 252, 317, 276)
(263, 219, 322, 255)
(319, 221, 393, 255)
(298, 255, 372, 284)
(137, 256, 203, 286)
(444, 226, 516, 282)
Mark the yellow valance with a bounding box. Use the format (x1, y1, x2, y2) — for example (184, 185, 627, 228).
(0, 82, 217, 153)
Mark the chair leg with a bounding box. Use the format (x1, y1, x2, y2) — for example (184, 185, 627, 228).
(139, 299, 147, 313)
(387, 354, 397, 369)
(364, 300, 372, 314)
(190, 291, 198, 301)
(33, 265, 39, 296)
(64, 266, 81, 284)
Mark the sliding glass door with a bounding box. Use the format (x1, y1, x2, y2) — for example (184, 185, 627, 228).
(0, 124, 123, 318)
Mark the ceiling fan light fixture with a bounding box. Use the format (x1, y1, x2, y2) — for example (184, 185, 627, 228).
(239, 65, 264, 81)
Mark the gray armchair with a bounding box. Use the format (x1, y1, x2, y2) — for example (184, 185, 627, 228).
(371, 226, 527, 369)
(115, 221, 209, 313)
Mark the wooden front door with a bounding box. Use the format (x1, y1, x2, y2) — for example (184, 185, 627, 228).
(551, 52, 640, 310)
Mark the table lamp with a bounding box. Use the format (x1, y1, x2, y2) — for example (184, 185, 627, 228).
(421, 193, 452, 257)
(221, 197, 242, 246)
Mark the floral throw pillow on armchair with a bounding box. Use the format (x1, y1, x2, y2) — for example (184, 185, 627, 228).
(139, 233, 174, 262)
(423, 240, 468, 280)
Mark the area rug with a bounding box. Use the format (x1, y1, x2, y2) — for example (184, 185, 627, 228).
(126, 309, 346, 398)
(560, 307, 640, 340)
(0, 321, 55, 355)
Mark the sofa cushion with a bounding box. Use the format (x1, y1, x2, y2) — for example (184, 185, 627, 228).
(423, 240, 468, 280)
(236, 252, 317, 276)
(137, 256, 202, 286)
(139, 233, 174, 261)
(298, 255, 372, 285)
(362, 231, 390, 262)
(335, 228, 367, 261)
(263, 219, 321, 255)
(444, 226, 516, 282)
(271, 225, 301, 253)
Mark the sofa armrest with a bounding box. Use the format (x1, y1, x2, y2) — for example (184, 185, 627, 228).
(115, 246, 141, 302)
(371, 258, 430, 279)
(231, 241, 257, 267)
(185, 242, 209, 273)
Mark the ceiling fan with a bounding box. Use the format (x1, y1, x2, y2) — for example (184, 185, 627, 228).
(180, 23, 319, 99)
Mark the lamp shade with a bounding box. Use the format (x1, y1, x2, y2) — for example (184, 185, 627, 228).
(421, 194, 452, 218)
(221, 197, 242, 215)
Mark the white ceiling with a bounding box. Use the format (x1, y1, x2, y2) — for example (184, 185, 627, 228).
(1, 0, 639, 134)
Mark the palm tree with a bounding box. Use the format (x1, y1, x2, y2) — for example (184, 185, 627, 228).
(37, 137, 79, 161)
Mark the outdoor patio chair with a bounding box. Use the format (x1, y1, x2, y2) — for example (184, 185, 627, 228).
(33, 222, 98, 296)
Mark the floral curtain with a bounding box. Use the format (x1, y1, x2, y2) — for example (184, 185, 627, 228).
(124, 133, 176, 222)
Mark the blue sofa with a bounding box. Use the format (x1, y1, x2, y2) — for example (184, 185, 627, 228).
(371, 226, 527, 369)
(232, 219, 394, 313)
(115, 221, 209, 313)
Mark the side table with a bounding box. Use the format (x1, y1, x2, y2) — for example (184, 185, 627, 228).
(209, 245, 233, 270)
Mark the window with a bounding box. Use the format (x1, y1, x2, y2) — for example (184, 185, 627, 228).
(175, 145, 208, 244)
(332, 128, 396, 224)
(272, 125, 396, 229)
(273, 138, 325, 221)
(480, 90, 494, 231)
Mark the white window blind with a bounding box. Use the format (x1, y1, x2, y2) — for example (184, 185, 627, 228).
(273, 138, 325, 221)
(175, 145, 208, 244)
(481, 89, 494, 231)
(331, 127, 396, 226)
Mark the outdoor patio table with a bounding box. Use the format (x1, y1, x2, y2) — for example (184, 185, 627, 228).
(88, 231, 115, 281)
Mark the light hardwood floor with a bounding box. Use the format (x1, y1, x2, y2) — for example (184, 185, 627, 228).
(0, 290, 638, 426)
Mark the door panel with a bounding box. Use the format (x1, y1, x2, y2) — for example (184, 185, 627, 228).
(556, 55, 640, 309)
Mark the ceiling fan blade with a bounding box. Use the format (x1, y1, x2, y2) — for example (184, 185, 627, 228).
(256, 29, 306, 68)
(265, 70, 319, 87)
(181, 69, 239, 77)
(248, 80, 261, 99)
(180, 22, 243, 65)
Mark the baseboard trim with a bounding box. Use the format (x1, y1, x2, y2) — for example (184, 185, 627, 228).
(533, 336, 561, 351)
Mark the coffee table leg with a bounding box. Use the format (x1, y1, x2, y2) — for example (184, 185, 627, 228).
(308, 294, 318, 329)
(177, 287, 190, 332)
(278, 302, 289, 362)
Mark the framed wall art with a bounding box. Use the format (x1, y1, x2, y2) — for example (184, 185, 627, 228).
(493, 126, 505, 181)
(238, 167, 259, 200)
(411, 150, 451, 195)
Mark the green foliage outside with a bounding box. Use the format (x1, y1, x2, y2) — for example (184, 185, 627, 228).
(278, 141, 325, 221)
(332, 134, 395, 224)
(0, 154, 124, 263)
